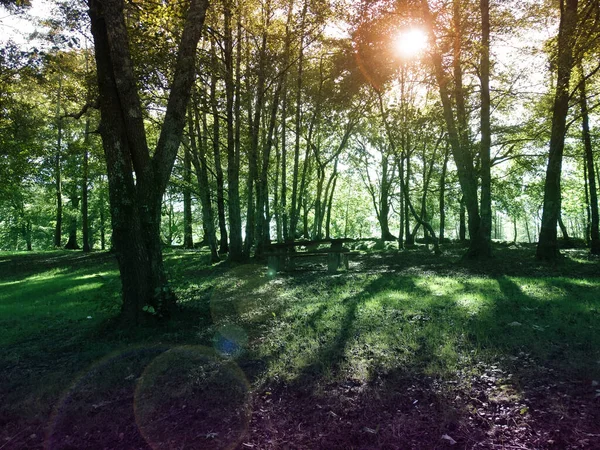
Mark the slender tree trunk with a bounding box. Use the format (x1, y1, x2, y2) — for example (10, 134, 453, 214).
(226, 6, 243, 261)
(459, 197, 466, 242)
(82, 116, 91, 252)
(54, 73, 63, 248)
(405, 156, 414, 245)
(398, 155, 405, 248)
(580, 74, 600, 254)
(325, 173, 337, 238)
(210, 45, 229, 254)
(439, 142, 449, 241)
(537, 0, 579, 260)
(100, 187, 106, 250)
(584, 155, 591, 243)
(183, 144, 194, 249)
(256, 83, 283, 255)
(190, 100, 219, 262)
(289, 0, 308, 240)
(25, 218, 32, 251)
(244, 4, 270, 257)
(479, 0, 492, 257)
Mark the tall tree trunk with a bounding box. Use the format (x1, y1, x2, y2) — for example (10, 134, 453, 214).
(405, 155, 413, 245)
(479, 0, 492, 257)
(82, 116, 91, 252)
(190, 100, 219, 262)
(439, 142, 449, 241)
(226, 5, 243, 261)
(88, 0, 209, 323)
(580, 73, 600, 254)
(256, 84, 283, 255)
(422, 0, 482, 257)
(183, 144, 194, 249)
(289, 0, 308, 240)
(280, 69, 289, 242)
(537, 0, 579, 260)
(210, 44, 229, 254)
(54, 73, 63, 248)
(244, 3, 270, 257)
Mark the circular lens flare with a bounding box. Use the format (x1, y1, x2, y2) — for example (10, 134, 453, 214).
(394, 28, 428, 59)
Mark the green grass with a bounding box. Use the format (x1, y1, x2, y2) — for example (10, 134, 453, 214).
(1, 246, 599, 447)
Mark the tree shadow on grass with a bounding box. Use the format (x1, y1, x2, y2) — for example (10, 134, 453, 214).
(242, 273, 600, 449)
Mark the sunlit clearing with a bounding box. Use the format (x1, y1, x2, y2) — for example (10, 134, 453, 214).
(394, 28, 428, 59)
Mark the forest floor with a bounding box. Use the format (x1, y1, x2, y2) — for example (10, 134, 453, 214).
(1, 243, 600, 450)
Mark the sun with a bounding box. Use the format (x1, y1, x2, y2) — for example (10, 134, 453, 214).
(394, 28, 428, 59)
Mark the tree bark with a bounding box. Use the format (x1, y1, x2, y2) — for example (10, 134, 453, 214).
(88, 0, 209, 322)
(65, 189, 80, 249)
(537, 0, 579, 260)
(580, 73, 600, 254)
(209, 44, 229, 254)
(479, 0, 492, 257)
(439, 142, 449, 241)
(289, 0, 308, 240)
(422, 0, 483, 257)
(226, 5, 243, 261)
(183, 142, 194, 249)
(190, 98, 219, 262)
(82, 116, 91, 252)
(54, 73, 63, 248)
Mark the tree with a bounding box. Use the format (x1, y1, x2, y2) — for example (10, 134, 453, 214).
(88, 0, 209, 322)
(536, 0, 580, 260)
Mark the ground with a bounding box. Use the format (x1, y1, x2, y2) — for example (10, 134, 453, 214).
(0, 243, 599, 449)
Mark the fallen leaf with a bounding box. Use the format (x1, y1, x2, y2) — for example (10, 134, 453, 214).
(441, 434, 457, 445)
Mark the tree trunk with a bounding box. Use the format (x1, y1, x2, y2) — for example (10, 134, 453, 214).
(54, 73, 63, 248)
(82, 116, 91, 252)
(88, 0, 209, 323)
(209, 44, 229, 254)
(479, 0, 492, 257)
(439, 142, 449, 241)
(183, 144, 194, 249)
(65, 190, 80, 249)
(289, 0, 308, 240)
(580, 73, 600, 254)
(422, 0, 483, 257)
(325, 173, 337, 238)
(558, 214, 571, 243)
(459, 197, 466, 242)
(225, 6, 243, 261)
(190, 100, 219, 262)
(100, 188, 106, 250)
(244, 5, 270, 257)
(537, 0, 579, 260)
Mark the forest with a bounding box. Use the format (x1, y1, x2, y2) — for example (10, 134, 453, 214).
(1, 0, 600, 448)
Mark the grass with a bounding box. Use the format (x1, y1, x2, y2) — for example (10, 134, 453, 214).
(1, 245, 599, 449)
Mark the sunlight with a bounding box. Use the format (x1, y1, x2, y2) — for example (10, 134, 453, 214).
(393, 28, 428, 59)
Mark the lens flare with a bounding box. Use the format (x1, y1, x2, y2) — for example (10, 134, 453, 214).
(394, 28, 428, 59)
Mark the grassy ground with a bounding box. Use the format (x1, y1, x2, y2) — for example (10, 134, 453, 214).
(1, 244, 599, 449)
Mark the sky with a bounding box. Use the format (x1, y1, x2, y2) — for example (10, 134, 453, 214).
(0, 0, 52, 47)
